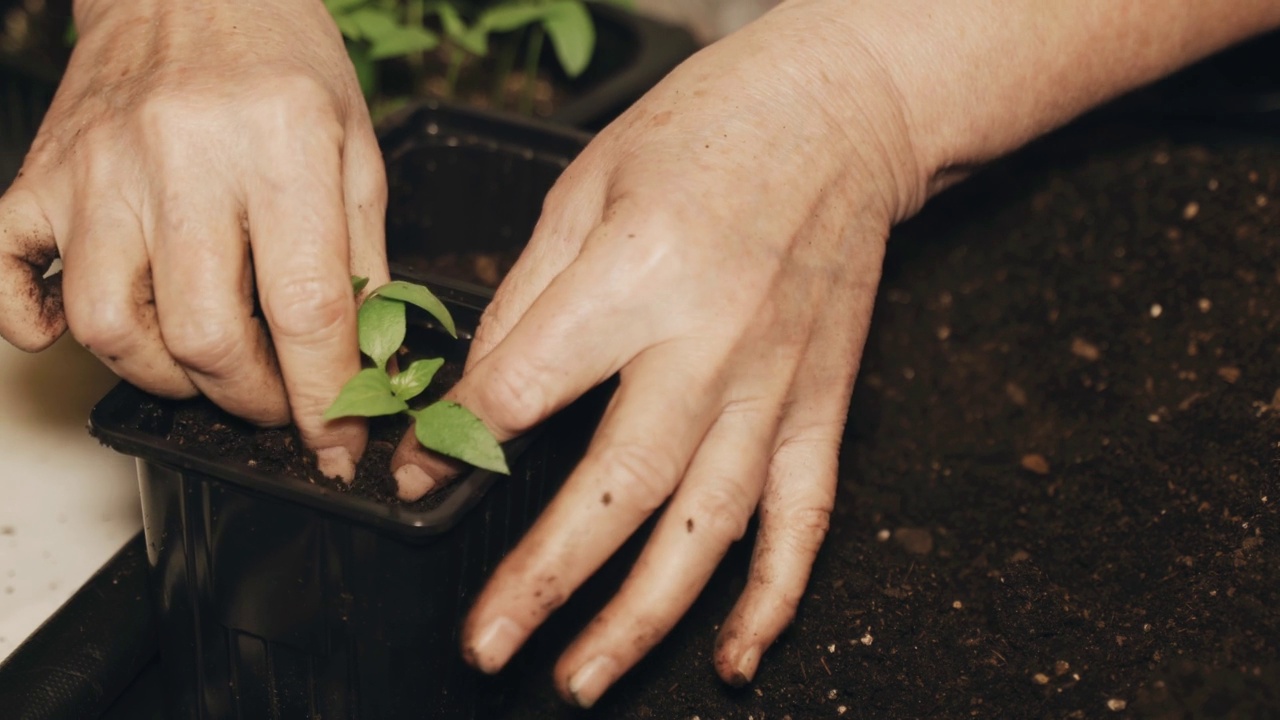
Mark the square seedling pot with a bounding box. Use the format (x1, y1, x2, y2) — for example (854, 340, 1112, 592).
(90, 280, 603, 720)
(88, 106, 601, 720)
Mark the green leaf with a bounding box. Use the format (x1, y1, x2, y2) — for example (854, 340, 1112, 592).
(325, 368, 408, 419)
(349, 7, 401, 42)
(390, 358, 445, 402)
(351, 275, 370, 294)
(369, 25, 441, 60)
(429, 2, 464, 38)
(358, 296, 406, 370)
(334, 13, 364, 40)
(370, 281, 457, 338)
(433, 2, 489, 56)
(410, 401, 509, 474)
(477, 3, 551, 33)
(542, 1, 594, 77)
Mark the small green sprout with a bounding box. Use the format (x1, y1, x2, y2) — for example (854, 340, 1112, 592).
(325, 276, 509, 475)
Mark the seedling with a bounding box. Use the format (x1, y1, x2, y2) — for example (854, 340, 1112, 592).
(325, 276, 509, 474)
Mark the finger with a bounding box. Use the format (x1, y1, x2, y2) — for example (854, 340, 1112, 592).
(552, 400, 779, 708)
(713, 382, 855, 685)
(61, 199, 196, 398)
(151, 189, 289, 426)
(460, 343, 724, 674)
(390, 218, 661, 496)
(248, 121, 363, 480)
(466, 157, 608, 369)
(0, 185, 66, 351)
(343, 118, 391, 297)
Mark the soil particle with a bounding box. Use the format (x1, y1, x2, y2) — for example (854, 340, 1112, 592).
(1070, 337, 1102, 361)
(1019, 454, 1051, 475)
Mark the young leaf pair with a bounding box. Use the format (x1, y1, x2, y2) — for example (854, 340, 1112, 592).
(325, 277, 509, 475)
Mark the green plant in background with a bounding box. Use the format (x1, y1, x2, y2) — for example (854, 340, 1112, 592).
(324, 0, 633, 115)
(326, 276, 509, 474)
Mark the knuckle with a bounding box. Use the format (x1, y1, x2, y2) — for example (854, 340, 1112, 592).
(261, 274, 352, 340)
(162, 315, 242, 371)
(68, 295, 136, 354)
(472, 357, 551, 432)
(777, 505, 832, 556)
(250, 75, 343, 142)
(689, 484, 751, 543)
(598, 444, 675, 513)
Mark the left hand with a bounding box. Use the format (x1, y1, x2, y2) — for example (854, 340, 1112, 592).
(390, 2, 928, 706)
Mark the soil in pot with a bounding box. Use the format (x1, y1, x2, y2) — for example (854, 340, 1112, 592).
(149, 325, 465, 509)
(483, 125, 1280, 719)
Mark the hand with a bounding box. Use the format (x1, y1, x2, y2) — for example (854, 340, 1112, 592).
(0, 0, 389, 478)
(391, 4, 928, 706)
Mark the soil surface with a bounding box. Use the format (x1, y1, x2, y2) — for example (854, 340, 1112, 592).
(161, 353, 464, 509)
(478, 124, 1280, 719)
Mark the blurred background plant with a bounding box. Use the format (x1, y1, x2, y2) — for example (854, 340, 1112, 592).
(325, 0, 636, 119)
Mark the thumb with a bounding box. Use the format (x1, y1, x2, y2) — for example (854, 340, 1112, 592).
(0, 184, 66, 352)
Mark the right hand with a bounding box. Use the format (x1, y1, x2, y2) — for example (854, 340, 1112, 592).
(0, 0, 389, 478)
(389, 2, 928, 704)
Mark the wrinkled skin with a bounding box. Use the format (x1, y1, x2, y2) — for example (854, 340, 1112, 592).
(0, 0, 390, 479)
(390, 4, 928, 707)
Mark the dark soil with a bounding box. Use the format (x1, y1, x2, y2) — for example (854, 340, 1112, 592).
(481, 125, 1280, 719)
(161, 353, 464, 509)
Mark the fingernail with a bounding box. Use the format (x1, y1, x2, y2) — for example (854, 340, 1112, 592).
(568, 655, 620, 709)
(316, 447, 355, 482)
(732, 646, 761, 686)
(468, 617, 524, 673)
(394, 464, 436, 501)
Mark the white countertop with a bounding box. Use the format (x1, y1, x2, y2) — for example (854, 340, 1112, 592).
(0, 336, 141, 662)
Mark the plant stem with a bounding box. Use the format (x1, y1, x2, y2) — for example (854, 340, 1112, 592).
(519, 25, 545, 116)
(445, 46, 466, 99)
(491, 38, 518, 110)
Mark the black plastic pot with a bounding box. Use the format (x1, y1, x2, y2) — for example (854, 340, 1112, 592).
(379, 100, 590, 285)
(79, 105, 601, 720)
(88, 277, 602, 720)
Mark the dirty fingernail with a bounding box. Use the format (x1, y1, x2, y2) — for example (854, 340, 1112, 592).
(316, 447, 356, 482)
(732, 646, 760, 686)
(469, 617, 524, 673)
(568, 655, 619, 709)
(394, 464, 436, 501)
